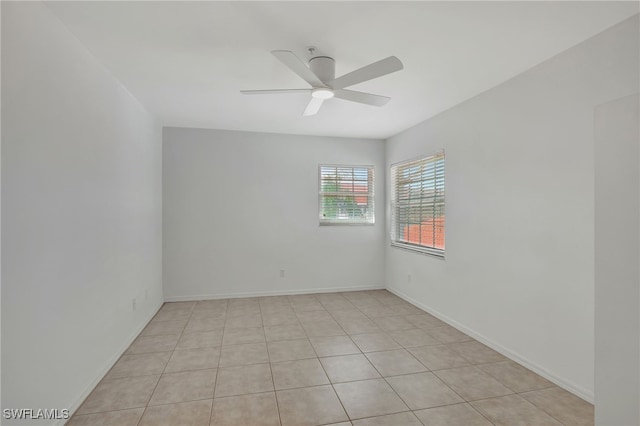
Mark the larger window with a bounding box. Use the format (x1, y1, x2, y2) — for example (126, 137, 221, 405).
(390, 151, 445, 257)
(319, 165, 374, 225)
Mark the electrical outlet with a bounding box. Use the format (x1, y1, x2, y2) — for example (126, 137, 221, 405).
(280, 269, 285, 278)
(407, 274, 412, 283)
(132, 298, 137, 311)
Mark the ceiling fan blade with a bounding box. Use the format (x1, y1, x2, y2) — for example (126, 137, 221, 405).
(241, 89, 311, 95)
(334, 89, 390, 106)
(272, 50, 324, 88)
(303, 97, 324, 116)
(328, 56, 403, 90)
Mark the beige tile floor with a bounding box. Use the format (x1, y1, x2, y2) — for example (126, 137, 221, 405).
(68, 290, 594, 426)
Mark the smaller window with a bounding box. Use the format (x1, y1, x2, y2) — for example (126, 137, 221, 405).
(319, 165, 374, 225)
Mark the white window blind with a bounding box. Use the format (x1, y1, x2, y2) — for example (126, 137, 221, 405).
(390, 151, 445, 257)
(319, 165, 374, 225)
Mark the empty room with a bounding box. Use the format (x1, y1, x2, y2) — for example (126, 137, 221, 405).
(2, 1, 639, 425)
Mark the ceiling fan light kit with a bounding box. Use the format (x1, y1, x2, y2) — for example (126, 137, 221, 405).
(311, 88, 334, 99)
(241, 48, 403, 116)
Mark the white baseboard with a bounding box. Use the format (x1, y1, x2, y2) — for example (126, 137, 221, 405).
(59, 301, 164, 425)
(164, 284, 385, 302)
(386, 285, 595, 404)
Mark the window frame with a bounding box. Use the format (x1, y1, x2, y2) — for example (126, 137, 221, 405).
(318, 164, 375, 226)
(390, 151, 445, 258)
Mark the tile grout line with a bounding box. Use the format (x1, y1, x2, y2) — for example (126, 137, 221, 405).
(209, 300, 227, 426)
(261, 298, 285, 426)
(136, 301, 195, 425)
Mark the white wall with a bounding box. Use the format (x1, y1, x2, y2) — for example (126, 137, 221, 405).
(385, 15, 639, 402)
(163, 127, 385, 300)
(594, 93, 639, 425)
(1, 2, 163, 423)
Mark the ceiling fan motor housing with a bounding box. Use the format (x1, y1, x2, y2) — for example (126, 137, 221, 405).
(309, 56, 335, 85)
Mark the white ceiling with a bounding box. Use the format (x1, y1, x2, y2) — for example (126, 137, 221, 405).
(47, 1, 638, 139)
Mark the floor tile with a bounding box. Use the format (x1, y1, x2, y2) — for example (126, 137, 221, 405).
(371, 316, 416, 332)
(322, 300, 356, 311)
(138, 399, 212, 426)
(176, 330, 223, 350)
(521, 387, 594, 425)
(149, 369, 216, 405)
(291, 302, 326, 313)
(350, 333, 402, 353)
(271, 358, 329, 390)
(268, 338, 316, 362)
(214, 363, 274, 397)
(164, 347, 220, 373)
(126, 334, 179, 354)
(364, 349, 427, 377)
(408, 345, 470, 370)
(351, 411, 422, 426)
(296, 310, 334, 322)
(350, 299, 384, 310)
(426, 326, 473, 344)
(159, 301, 196, 312)
(219, 342, 269, 367)
(373, 294, 405, 306)
(448, 341, 507, 364)
(389, 304, 424, 315)
(389, 329, 440, 348)
(472, 394, 563, 425)
(478, 361, 554, 393)
(287, 294, 319, 303)
(259, 295, 290, 304)
(330, 309, 368, 322)
(260, 298, 292, 308)
(228, 298, 260, 308)
(105, 352, 171, 379)
(333, 378, 409, 420)
(434, 366, 513, 401)
(404, 314, 446, 329)
(76, 375, 159, 414)
(222, 327, 265, 345)
(210, 392, 280, 426)
(226, 305, 261, 317)
(190, 310, 226, 321)
(260, 306, 294, 318)
(339, 318, 382, 335)
(193, 299, 227, 311)
(153, 310, 192, 322)
(320, 354, 381, 383)
(225, 313, 263, 329)
(277, 385, 348, 426)
(66, 408, 144, 426)
(262, 311, 300, 326)
(414, 403, 493, 426)
(309, 335, 361, 357)
(141, 319, 186, 336)
(386, 372, 463, 410)
(264, 323, 307, 342)
(185, 317, 225, 333)
(301, 319, 346, 337)
(358, 305, 396, 318)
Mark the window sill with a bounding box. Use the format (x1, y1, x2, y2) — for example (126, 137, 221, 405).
(320, 221, 375, 226)
(390, 242, 445, 259)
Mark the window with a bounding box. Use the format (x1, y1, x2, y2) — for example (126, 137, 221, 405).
(319, 165, 374, 225)
(390, 151, 445, 257)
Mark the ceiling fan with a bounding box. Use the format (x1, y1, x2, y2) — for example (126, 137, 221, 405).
(241, 48, 403, 116)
